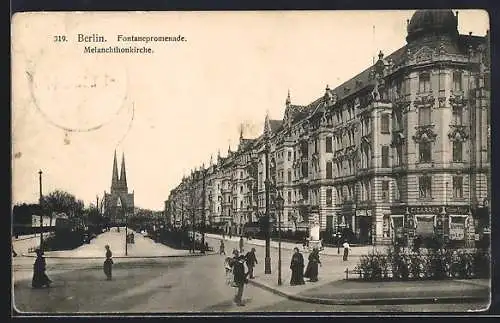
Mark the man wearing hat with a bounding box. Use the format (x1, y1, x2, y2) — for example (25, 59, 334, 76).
(231, 250, 249, 306)
(32, 249, 52, 288)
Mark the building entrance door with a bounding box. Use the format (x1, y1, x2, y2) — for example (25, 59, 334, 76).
(358, 217, 372, 245)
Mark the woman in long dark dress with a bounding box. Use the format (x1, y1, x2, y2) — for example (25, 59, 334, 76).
(303, 248, 321, 282)
(103, 245, 113, 280)
(32, 249, 51, 288)
(290, 247, 305, 285)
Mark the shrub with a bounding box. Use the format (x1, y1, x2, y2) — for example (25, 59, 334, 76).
(357, 250, 389, 281)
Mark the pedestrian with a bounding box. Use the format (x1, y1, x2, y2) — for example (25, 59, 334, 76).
(189, 235, 195, 253)
(103, 245, 113, 280)
(229, 230, 232, 240)
(32, 249, 52, 288)
(302, 236, 308, 250)
(12, 242, 17, 257)
(343, 240, 350, 261)
(219, 240, 226, 255)
(304, 247, 321, 282)
(239, 236, 244, 254)
(290, 247, 305, 285)
(222, 230, 226, 240)
(231, 252, 249, 306)
(245, 248, 258, 279)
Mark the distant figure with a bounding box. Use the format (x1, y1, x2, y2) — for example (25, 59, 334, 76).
(189, 236, 195, 253)
(304, 247, 321, 282)
(219, 240, 226, 255)
(229, 231, 232, 239)
(245, 248, 258, 279)
(103, 245, 113, 280)
(222, 230, 226, 240)
(290, 247, 305, 285)
(239, 236, 244, 253)
(343, 241, 350, 261)
(302, 237, 308, 250)
(32, 249, 52, 288)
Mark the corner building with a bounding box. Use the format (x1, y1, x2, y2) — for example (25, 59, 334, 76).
(166, 10, 490, 246)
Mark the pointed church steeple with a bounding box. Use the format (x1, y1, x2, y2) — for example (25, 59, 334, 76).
(264, 110, 272, 138)
(120, 153, 128, 189)
(286, 89, 291, 107)
(111, 150, 119, 191)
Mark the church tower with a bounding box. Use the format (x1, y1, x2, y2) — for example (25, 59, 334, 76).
(104, 151, 135, 225)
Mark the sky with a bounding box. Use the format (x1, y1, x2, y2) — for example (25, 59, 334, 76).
(11, 10, 489, 210)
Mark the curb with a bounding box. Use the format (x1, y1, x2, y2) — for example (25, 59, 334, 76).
(20, 251, 218, 259)
(247, 279, 489, 305)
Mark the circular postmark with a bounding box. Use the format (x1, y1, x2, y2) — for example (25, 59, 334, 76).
(27, 45, 128, 133)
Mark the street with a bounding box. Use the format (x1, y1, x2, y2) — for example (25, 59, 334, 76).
(12, 232, 488, 313)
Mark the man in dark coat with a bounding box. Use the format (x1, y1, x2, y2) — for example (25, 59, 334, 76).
(239, 236, 244, 253)
(231, 251, 248, 306)
(32, 249, 52, 288)
(290, 247, 305, 285)
(245, 248, 258, 279)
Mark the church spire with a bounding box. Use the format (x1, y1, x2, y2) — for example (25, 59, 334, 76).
(111, 150, 119, 190)
(120, 152, 128, 189)
(286, 89, 291, 107)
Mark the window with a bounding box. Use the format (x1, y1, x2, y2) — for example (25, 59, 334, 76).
(326, 188, 332, 206)
(287, 151, 292, 162)
(453, 71, 462, 91)
(452, 107, 463, 125)
(419, 176, 432, 198)
(301, 162, 308, 178)
(314, 139, 318, 153)
(382, 180, 389, 202)
(419, 73, 431, 92)
(395, 145, 403, 166)
(240, 201, 243, 208)
(381, 145, 390, 167)
(381, 114, 390, 134)
(326, 137, 333, 153)
(395, 177, 403, 201)
(240, 186, 243, 194)
(287, 191, 292, 204)
(419, 142, 432, 163)
(453, 176, 463, 198)
(453, 141, 463, 162)
(418, 107, 431, 126)
(287, 170, 292, 184)
(240, 171, 243, 179)
(326, 161, 333, 179)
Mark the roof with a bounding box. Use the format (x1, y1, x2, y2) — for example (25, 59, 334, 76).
(269, 120, 283, 133)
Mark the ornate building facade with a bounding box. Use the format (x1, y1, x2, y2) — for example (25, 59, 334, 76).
(104, 151, 135, 225)
(165, 10, 490, 246)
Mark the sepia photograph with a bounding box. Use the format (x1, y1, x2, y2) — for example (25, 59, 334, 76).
(11, 9, 491, 314)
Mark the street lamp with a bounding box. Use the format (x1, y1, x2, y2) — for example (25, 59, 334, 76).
(275, 191, 284, 286)
(38, 170, 43, 250)
(264, 142, 272, 275)
(123, 201, 128, 256)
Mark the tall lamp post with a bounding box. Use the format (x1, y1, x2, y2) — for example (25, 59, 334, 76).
(264, 142, 272, 274)
(123, 201, 128, 256)
(201, 164, 207, 254)
(275, 192, 284, 286)
(38, 170, 43, 250)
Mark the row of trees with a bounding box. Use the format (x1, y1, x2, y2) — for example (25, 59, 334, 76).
(13, 190, 108, 231)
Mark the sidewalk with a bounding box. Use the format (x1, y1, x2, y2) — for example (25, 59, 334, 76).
(205, 234, 490, 305)
(20, 228, 199, 258)
(205, 233, 388, 256)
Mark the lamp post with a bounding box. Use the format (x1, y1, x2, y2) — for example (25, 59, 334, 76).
(264, 142, 272, 274)
(38, 170, 43, 250)
(201, 164, 207, 254)
(275, 191, 284, 286)
(123, 201, 128, 256)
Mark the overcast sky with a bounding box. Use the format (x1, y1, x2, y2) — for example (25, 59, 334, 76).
(12, 10, 489, 210)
